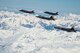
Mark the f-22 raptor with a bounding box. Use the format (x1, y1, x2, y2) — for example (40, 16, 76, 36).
(19, 9, 34, 14)
(44, 11, 58, 15)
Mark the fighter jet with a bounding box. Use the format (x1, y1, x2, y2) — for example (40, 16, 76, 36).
(44, 11, 58, 15)
(36, 15, 56, 20)
(54, 26, 76, 32)
(19, 9, 34, 14)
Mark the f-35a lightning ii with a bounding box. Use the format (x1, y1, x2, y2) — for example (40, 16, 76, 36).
(54, 26, 76, 32)
(44, 11, 58, 15)
(19, 9, 34, 14)
(36, 15, 56, 20)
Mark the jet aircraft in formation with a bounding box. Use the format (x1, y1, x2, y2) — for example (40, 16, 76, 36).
(19, 9, 77, 32)
(54, 26, 76, 32)
(36, 15, 55, 20)
(44, 11, 58, 15)
(19, 9, 34, 14)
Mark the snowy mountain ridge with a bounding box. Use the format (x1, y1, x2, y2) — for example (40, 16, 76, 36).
(0, 11, 80, 53)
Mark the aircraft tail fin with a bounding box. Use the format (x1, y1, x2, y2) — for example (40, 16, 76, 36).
(50, 16, 55, 20)
(70, 26, 76, 32)
(56, 12, 58, 15)
(32, 10, 34, 13)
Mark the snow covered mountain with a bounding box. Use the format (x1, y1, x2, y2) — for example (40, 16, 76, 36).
(0, 10, 80, 53)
